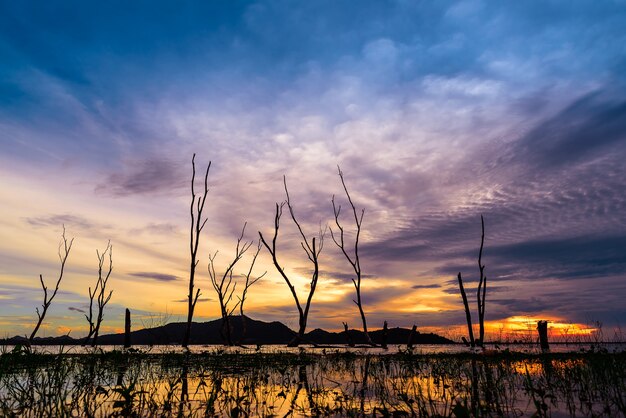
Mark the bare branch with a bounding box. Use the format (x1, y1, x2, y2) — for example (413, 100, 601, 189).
(331, 166, 373, 345)
(91, 241, 113, 346)
(208, 222, 255, 345)
(259, 176, 324, 347)
(183, 154, 211, 348)
(30, 227, 74, 342)
(284, 176, 314, 256)
(259, 203, 303, 315)
(476, 214, 486, 346)
(237, 240, 265, 344)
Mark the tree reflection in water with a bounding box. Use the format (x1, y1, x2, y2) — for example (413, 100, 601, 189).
(1, 350, 624, 416)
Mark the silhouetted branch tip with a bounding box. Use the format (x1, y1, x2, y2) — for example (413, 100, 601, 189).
(30, 227, 74, 342)
(332, 167, 373, 345)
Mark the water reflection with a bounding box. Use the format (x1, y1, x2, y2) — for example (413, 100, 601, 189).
(7, 342, 626, 355)
(1, 350, 624, 416)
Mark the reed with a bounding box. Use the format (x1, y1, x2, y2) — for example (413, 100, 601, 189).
(1, 348, 624, 417)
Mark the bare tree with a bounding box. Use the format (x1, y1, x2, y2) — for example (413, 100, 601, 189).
(476, 215, 487, 346)
(141, 307, 174, 330)
(207, 223, 266, 346)
(83, 284, 97, 346)
(182, 153, 211, 348)
(259, 176, 325, 347)
(342, 322, 355, 347)
(381, 320, 389, 349)
(141, 307, 175, 344)
(457, 272, 475, 348)
(457, 215, 486, 348)
(237, 240, 266, 344)
(82, 241, 113, 346)
(331, 166, 374, 345)
(29, 226, 74, 342)
(208, 223, 253, 345)
(91, 242, 113, 346)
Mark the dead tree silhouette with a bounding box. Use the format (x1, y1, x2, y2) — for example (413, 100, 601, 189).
(537, 320, 549, 351)
(124, 309, 131, 348)
(457, 215, 487, 347)
(457, 272, 475, 347)
(83, 241, 113, 346)
(182, 154, 211, 348)
(91, 242, 113, 346)
(381, 320, 389, 349)
(208, 224, 251, 345)
(237, 240, 265, 344)
(331, 166, 374, 346)
(29, 226, 74, 342)
(343, 322, 355, 347)
(259, 176, 325, 347)
(208, 223, 263, 346)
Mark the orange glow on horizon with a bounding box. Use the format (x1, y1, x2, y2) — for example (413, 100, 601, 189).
(483, 316, 597, 340)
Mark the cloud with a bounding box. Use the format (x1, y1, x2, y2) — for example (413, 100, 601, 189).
(24, 214, 104, 231)
(95, 158, 186, 197)
(358, 89, 626, 270)
(128, 272, 178, 282)
(2, 1, 626, 335)
(129, 222, 181, 236)
(171, 298, 212, 303)
(411, 284, 441, 289)
(510, 90, 626, 168)
(68, 306, 86, 314)
(485, 234, 626, 281)
(292, 267, 375, 284)
(441, 284, 511, 295)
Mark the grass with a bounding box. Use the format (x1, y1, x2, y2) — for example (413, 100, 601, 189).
(1, 346, 625, 417)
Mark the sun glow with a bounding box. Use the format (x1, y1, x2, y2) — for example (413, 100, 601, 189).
(484, 316, 598, 341)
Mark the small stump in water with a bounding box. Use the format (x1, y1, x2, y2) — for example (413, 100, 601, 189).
(537, 320, 549, 351)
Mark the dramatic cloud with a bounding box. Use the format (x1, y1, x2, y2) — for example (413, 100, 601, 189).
(1, 1, 625, 336)
(129, 272, 179, 283)
(511, 91, 626, 168)
(25, 214, 105, 232)
(412, 284, 442, 290)
(292, 268, 375, 285)
(95, 158, 187, 197)
(486, 234, 626, 280)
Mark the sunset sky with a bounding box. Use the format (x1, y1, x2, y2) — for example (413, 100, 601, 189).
(1, 1, 625, 340)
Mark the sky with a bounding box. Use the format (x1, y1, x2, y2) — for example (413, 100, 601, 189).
(1, 1, 626, 340)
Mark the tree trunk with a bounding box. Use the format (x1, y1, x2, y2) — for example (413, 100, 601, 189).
(457, 272, 475, 347)
(343, 322, 354, 347)
(91, 311, 104, 347)
(356, 295, 373, 345)
(381, 321, 388, 349)
(221, 314, 233, 346)
(537, 320, 549, 351)
(240, 314, 248, 343)
(124, 309, 131, 349)
(288, 318, 307, 347)
(407, 324, 417, 349)
(29, 302, 49, 343)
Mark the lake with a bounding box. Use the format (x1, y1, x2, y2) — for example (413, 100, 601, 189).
(1, 344, 625, 417)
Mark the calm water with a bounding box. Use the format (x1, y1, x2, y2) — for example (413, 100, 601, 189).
(1, 345, 625, 417)
(5, 342, 625, 355)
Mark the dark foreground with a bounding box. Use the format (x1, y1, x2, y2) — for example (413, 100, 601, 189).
(1, 346, 625, 417)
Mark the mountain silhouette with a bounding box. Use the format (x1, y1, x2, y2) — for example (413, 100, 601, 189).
(2, 316, 452, 346)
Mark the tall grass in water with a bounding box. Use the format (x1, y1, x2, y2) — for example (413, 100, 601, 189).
(1, 347, 624, 417)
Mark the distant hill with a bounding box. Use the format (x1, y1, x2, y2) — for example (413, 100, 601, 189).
(1, 316, 452, 346)
(306, 326, 452, 345)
